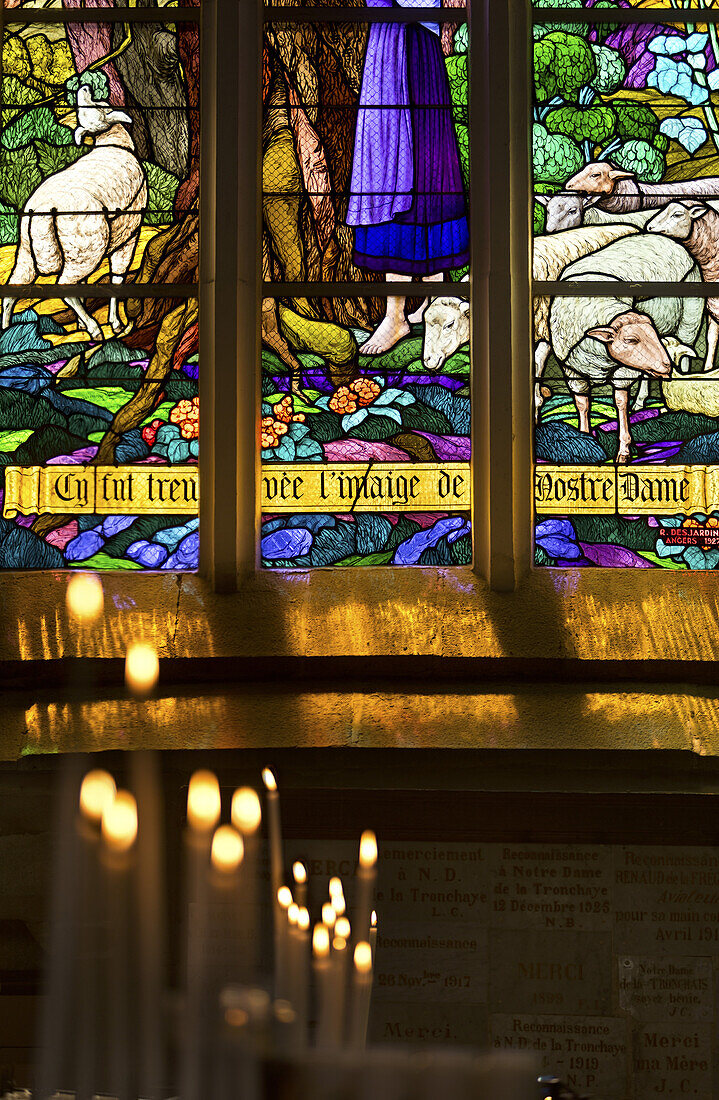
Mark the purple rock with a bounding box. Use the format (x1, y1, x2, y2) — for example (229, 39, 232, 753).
(65, 529, 105, 562)
(261, 527, 313, 560)
(392, 515, 469, 565)
(175, 532, 199, 567)
(134, 542, 169, 568)
(102, 515, 137, 538)
(536, 518, 576, 541)
(579, 542, 654, 568)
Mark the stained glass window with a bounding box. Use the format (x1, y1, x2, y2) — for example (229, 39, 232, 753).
(532, 8, 719, 570)
(0, 4, 199, 569)
(261, 2, 471, 568)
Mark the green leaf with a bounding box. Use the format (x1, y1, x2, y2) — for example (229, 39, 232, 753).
(66, 387, 132, 413)
(141, 401, 175, 425)
(637, 550, 687, 570)
(78, 551, 143, 570)
(444, 54, 467, 126)
(545, 104, 616, 146)
(2, 75, 41, 127)
(0, 428, 33, 452)
(143, 160, 180, 226)
(264, 392, 320, 415)
(333, 551, 393, 566)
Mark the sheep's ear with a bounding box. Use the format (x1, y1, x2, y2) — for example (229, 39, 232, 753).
(460, 299, 470, 315)
(582, 194, 601, 209)
(535, 195, 551, 208)
(586, 326, 615, 344)
(686, 202, 709, 219)
(608, 168, 634, 181)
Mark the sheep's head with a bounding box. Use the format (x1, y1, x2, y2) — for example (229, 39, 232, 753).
(536, 192, 584, 233)
(422, 296, 470, 371)
(587, 311, 671, 379)
(646, 200, 710, 241)
(564, 161, 634, 196)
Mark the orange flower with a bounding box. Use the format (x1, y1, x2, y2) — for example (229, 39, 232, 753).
(329, 386, 358, 415)
(273, 420, 288, 436)
(350, 377, 382, 407)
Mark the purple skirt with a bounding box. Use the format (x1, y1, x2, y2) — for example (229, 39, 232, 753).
(352, 23, 469, 276)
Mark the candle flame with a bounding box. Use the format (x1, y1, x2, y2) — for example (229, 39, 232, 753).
(335, 916, 350, 939)
(371, 910, 377, 928)
(102, 790, 138, 853)
(288, 903, 300, 925)
(125, 642, 159, 696)
(274, 1000, 296, 1024)
(354, 941, 372, 973)
(66, 573, 104, 623)
(313, 923, 330, 958)
(225, 1008, 249, 1028)
(359, 830, 377, 869)
(262, 767, 277, 793)
(278, 885, 293, 910)
(298, 907, 310, 931)
(328, 876, 343, 898)
(187, 770, 221, 831)
(211, 825, 244, 873)
(333, 935, 347, 952)
(231, 787, 262, 834)
(79, 769, 116, 824)
(331, 893, 346, 917)
(322, 902, 336, 928)
(292, 860, 307, 885)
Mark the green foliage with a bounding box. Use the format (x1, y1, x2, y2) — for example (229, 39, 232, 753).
(35, 139, 84, 178)
(66, 387, 132, 413)
(143, 161, 180, 226)
(2, 75, 41, 128)
(453, 23, 468, 54)
(0, 144, 41, 209)
(65, 70, 110, 108)
(454, 123, 469, 190)
(613, 139, 664, 182)
(613, 100, 659, 143)
(0, 429, 33, 452)
(444, 54, 467, 128)
(532, 4, 585, 42)
(0, 199, 18, 245)
(532, 122, 583, 185)
(534, 32, 596, 104)
(589, 43, 626, 95)
(534, 200, 546, 234)
(653, 132, 669, 154)
(545, 104, 616, 147)
(1, 106, 72, 151)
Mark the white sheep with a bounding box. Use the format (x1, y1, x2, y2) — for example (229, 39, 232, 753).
(550, 235, 703, 462)
(421, 274, 469, 371)
(532, 224, 639, 416)
(2, 89, 147, 340)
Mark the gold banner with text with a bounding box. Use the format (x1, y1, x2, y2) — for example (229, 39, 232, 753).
(3, 466, 198, 516)
(262, 463, 471, 512)
(535, 465, 719, 515)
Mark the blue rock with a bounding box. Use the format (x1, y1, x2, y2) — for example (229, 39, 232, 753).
(115, 429, 150, 463)
(134, 542, 169, 568)
(65, 529, 105, 562)
(262, 527, 313, 560)
(0, 363, 52, 395)
(393, 516, 467, 565)
(174, 532, 199, 567)
(126, 540, 151, 562)
(102, 514, 137, 538)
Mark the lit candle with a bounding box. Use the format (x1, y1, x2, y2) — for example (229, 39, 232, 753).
(76, 770, 116, 1100)
(322, 901, 337, 931)
(348, 941, 373, 1049)
(292, 861, 308, 909)
(312, 923, 333, 1048)
(181, 770, 220, 1100)
(370, 909, 378, 962)
(125, 642, 159, 697)
(331, 890, 346, 918)
(263, 768, 284, 997)
(66, 573, 104, 623)
(296, 906, 310, 1048)
(210, 825, 244, 1000)
(212, 824, 244, 874)
(355, 830, 377, 945)
(231, 786, 261, 984)
(276, 885, 292, 1002)
(329, 918, 350, 1048)
(101, 790, 138, 1100)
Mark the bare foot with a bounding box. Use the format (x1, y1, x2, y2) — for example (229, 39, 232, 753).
(359, 316, 411, 355)
(407, 298, 428, 325)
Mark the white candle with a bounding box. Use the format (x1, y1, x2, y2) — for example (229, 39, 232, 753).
(370, 909, 378, 962)
(348, 941, 373, 1049)
(181, 770, 220, 1100)
(210, 825, 244, 997)
(66, 573, 104, 623)
(101, 790, 138, 1100)
(276, 885, 293, 1002)
(231, 786, 262, 984)
(355, 831, 377, 945)
(296, 906, 310, 1048)
(329, 923, 349, 1048)
(312, 923, 333, 1049)
(263, 768, 284, 999)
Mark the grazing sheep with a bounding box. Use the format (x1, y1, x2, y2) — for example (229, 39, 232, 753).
(533, 224, 639, 416)
(422, 275, 470, 371)
(550, 235, 703, 462)
(646, 200, 719, 371)
(2, 91, 147, 340)
(662, 362, 719, 417)
(564, 161, 719, 215)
